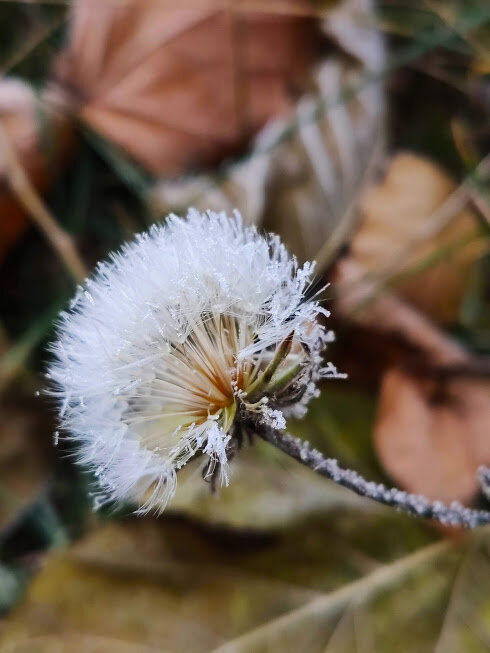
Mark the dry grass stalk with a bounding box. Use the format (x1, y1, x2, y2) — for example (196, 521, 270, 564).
(0, 123, 87, 283)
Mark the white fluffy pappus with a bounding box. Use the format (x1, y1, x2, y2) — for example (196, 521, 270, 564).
(48, 209, 342, 513)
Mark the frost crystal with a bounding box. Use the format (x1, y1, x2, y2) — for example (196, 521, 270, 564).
(48, 209, 338, 513)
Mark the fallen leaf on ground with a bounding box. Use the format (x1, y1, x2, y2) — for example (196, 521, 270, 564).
(52, 0, 318, 176)
(334, 259, 490, 505)
(375, 368, 490, 505)
(346, 152, 487, 324)
(1, 508, 489, 652)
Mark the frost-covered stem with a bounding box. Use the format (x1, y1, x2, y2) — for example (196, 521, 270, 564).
(252, 421, 490, 529)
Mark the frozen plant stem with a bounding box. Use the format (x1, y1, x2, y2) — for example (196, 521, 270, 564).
(252, 421, 490, 528)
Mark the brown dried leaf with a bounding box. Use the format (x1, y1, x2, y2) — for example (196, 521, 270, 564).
(375, 368, 490, 505)
(334, 260, 490, 506)
(349, 152, 486, 324)
(53, 0, 317, 176)
(0, 510, 460, 653)
(332, 154, 489, 502)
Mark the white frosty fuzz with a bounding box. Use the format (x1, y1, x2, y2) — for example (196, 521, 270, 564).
(48, 209, 340, 512)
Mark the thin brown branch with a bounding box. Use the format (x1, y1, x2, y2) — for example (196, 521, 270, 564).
(0, 123, 87, 283)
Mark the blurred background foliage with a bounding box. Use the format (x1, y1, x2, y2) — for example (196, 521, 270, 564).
(0, 0, 489, 651)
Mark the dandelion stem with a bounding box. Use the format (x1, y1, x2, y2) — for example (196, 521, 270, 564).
(251, 421, 490, 529)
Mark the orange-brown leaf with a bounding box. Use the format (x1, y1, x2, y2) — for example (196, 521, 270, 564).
(53, 0, 318, 176)
(375, 368, 490, 505)
(350, 152, 486, 324)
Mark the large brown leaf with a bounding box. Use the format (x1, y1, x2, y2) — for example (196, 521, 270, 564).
(335, 257, 490, 505)
(375, 368, 490, 505)
(53, 0, 317, 176)
(348, 152, 486, 324)
(2, 512, 489, 652)
(332, 152, 490, 504)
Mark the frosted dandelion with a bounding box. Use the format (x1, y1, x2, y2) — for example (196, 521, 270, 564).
(48, 209, 339, 512)
(48, 209, 490, 527)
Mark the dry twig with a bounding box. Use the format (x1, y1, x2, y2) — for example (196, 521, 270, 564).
(0, 123, 87, 282)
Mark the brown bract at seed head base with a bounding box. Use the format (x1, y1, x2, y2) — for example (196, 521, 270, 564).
(52, 0, 319, 176)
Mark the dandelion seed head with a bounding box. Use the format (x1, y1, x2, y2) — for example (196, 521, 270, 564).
(48, 209, 336, 512)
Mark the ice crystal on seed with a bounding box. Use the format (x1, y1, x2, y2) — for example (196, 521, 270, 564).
(48, 209, 339, 513)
